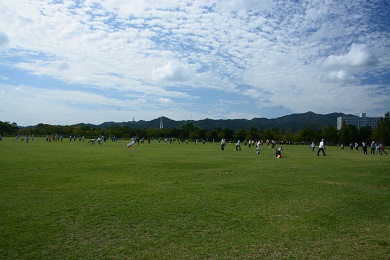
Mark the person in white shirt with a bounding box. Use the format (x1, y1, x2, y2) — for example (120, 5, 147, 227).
(221, 138, 226, 151)
(317, 139, 326, 156)
(235, 140, 241, 151)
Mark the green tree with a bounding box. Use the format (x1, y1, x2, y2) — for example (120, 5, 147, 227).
(221, 128, 234, 141)
(188, 129, 200, 141)
(34, 123, 51, 135)
(372, 114, 390, 145)
(147, 128, 161, 139)
(212, 127, 222, 139)
(198, 129, 207, 140)
(0, 121, 19, 136)
(296, 128, 315, 143)
(338, 124, 358, 145)
(206, 127, 221, 142)
(321, 126, 338, 144)
(180, 123, 198, 139)
(264, 128, 279, 141)
(257, 129, 266, 141)
(283, 128, 294, 143)
(247, 127, 259, 140)
(234, 129, 247, 142)
(159, 128, 173, 138)
(358, 126, 372, 143)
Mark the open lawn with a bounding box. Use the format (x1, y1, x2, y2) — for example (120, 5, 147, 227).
(0, 137, 389, 259)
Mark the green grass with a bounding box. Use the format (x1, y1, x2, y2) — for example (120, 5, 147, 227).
(1, 138, 389, 259)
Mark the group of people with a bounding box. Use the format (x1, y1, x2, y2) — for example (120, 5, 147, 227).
(221, 138, 320, 158)
(344, 141, 388, 155)
(220, 139, 263, 153)
(11, 133, 121, 145)
(14, 134, 34, 143)
(8, 133, 388, 156)
(313, 139, 389, 156)
(88, 136, 103, 145)
(220, 138, 283, 158)
(367, 141, 387, 155)
(310, 139, 326, 156)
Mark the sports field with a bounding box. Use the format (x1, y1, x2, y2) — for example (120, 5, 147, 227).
(1, 137, 389, 259)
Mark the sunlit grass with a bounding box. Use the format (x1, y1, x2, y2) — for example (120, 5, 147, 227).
(0, 137, 389, 259)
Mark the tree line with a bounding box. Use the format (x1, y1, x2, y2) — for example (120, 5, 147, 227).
(1, 114, 389, 145)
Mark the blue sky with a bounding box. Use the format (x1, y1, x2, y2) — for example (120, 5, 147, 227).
(0, 0, 389, 126)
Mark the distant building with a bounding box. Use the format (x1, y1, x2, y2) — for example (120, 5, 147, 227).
(160, 116, 164, 129)
(337, 113, 381, 130)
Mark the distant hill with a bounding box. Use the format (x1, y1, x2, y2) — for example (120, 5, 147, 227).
(75, 111, 355, 132)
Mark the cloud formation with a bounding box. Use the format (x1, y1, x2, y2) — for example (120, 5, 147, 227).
(323, 44, 378, 68)
(0, 0, 389, 126)
(152, 60, 195, 82)
(0, 32, 9, 46)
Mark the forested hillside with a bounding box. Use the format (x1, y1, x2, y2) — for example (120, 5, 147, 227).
(76, 111, 353, 132)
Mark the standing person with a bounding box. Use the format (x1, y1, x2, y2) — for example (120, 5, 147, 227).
(362, 142, 368, 155)
(317, 139, 326, 156)
(256, 140, 261, 154)
(311, 141, 315, 152)
(370, 141, 376, 154)
(235, 140, 241, 151)
(221, 138, 226, 151)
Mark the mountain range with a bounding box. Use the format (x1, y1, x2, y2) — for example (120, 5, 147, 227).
(76, 111, 356, 132)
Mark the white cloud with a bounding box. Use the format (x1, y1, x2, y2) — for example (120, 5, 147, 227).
(323, 43, 378, 68)
(0, 31, 9, 46)
(101, 0, 149, 18)
(322, 70, 359, 84)
(217, 0, 275, 12)
(157, 97, 174, 105)
(152, 60, 195, 82)
(0, 0, 389, 125)
(310, 26, 346, 41)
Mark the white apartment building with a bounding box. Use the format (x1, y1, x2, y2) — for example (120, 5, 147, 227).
(337, 113, 381, 130)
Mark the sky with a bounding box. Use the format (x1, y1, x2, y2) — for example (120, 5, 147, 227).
(0, 0, 389, 126)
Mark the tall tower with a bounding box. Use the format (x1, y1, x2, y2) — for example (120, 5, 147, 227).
(160, 116, 164, 129)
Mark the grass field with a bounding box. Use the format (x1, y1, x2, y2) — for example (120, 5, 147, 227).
(0, 137, 389, 259)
